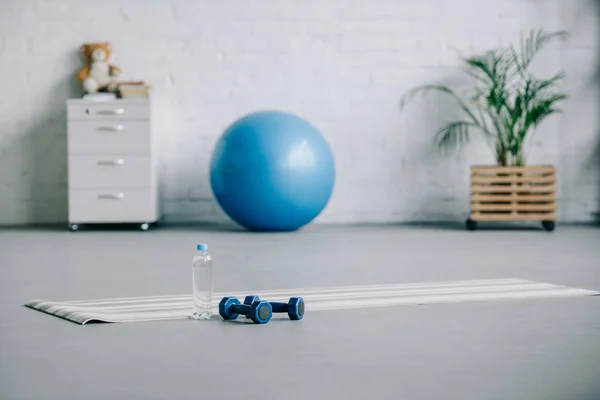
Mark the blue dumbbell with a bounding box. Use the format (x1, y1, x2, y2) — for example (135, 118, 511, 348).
(243, 296, 261, 319)
(245, 295, 304, 320)
(218, 296, 272, 324)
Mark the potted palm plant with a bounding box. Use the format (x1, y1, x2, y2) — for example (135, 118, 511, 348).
(400, 28, 569, 231)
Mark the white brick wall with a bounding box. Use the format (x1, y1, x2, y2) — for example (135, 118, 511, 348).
(0, 0, 598, 225)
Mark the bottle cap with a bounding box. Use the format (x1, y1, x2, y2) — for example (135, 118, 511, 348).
(197, 244, 208, 251)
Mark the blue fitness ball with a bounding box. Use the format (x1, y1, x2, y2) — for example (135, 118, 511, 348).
(209, 110, 335, 231)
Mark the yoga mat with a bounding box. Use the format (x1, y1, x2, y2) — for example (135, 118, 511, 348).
(24, 278, 599, 325)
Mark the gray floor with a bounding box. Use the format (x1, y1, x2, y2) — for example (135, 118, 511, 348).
(1, 223, 600, 400)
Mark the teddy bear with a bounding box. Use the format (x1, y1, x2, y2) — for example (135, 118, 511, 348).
(76, 42, 122, 93)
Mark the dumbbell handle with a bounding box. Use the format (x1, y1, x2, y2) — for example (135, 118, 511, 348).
(230, 304, 252, 315)
(269, 302, 290, 313)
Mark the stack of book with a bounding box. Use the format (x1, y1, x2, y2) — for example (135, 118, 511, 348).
(118, 81, 152, 99)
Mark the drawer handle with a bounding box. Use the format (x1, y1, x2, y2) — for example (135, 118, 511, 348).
(97, 193, 125, 200)
(97, 159, 125, 166)
(88, 108, 125, 115)
(97, 125, 125, 132)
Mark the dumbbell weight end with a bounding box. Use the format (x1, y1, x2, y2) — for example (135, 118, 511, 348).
(272, 297, 304, 320)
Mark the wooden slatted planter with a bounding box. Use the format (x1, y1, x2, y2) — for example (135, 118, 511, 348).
(466, 165, 557, 231)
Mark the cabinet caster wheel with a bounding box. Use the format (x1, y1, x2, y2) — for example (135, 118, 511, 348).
(69, 224, 79, 232)
(140, 223, 150, 231)
(465, 218, 477, 231)
(541, 220, 555, 232)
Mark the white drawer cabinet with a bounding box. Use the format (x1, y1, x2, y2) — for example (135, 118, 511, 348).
(66, 98, 160, 231)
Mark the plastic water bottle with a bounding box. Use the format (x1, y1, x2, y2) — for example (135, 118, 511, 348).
(192, 244, 213, 319)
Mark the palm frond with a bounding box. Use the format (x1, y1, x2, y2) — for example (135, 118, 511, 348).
(519, 29, 569, 70)
(485, 84, 510, 113)
(534, 71, 566, 93)
(435, 121, 476, 154)
(399, 84, 453, 111)
(521, 92, 568, 136)
(507, 29, 567, 83)
(463, 50, 501, 84)
(399, 84, 489, 134)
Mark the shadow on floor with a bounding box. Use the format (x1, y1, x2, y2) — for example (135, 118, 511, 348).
(391, 221, 555, 232)
(0, 221, 296, 234)
(2, 220, 593, 234)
